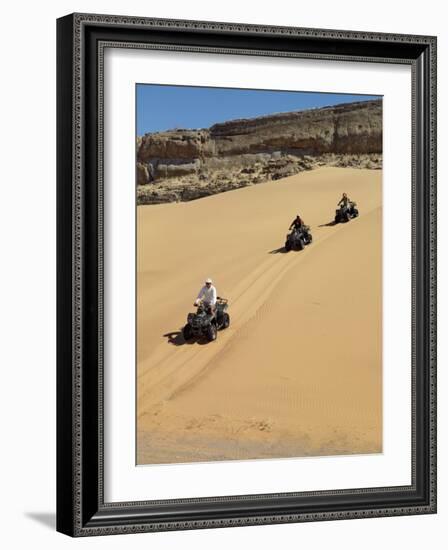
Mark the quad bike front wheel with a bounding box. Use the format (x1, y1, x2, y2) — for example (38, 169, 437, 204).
(297, 238, 305, 251)
(183, 324, 194, 341)
(206, 324, 218, 342)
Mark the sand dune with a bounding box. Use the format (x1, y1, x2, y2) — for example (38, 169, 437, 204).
(137, 167, 382, 464)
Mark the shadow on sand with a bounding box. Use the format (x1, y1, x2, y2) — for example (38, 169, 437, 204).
(163, 330, 187, 346)
(318, 220, 337, 227)
(163, 330, 211, 346)
(268, 246, 288, 254)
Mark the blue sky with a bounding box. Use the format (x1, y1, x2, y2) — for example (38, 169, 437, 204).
(136, 84, 381, 136)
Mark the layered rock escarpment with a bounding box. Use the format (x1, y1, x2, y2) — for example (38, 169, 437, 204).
(136, 99, 382, 204)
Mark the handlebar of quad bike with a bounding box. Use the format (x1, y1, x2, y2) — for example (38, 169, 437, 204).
(194, 297, 228, 307)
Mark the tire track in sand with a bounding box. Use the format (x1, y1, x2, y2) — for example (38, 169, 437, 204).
(138, 250, 297, 411)
(167, 208, 379, 401)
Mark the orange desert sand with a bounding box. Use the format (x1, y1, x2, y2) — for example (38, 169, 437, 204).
(137, 167, 382, 464)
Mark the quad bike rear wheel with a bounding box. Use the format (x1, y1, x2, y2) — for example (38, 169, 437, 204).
(221, 313, 230, 329)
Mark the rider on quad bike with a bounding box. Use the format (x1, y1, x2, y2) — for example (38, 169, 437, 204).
(194, 277, 217, 313)
(183, 279, 230, 342)
(289, 214, 305, 231)
(335, 193, 359, 223)
(285, 214, 312, 251)
(338, 193, 351, 208)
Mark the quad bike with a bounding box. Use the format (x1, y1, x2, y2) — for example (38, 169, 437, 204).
(182, 297, 230, 342)
(334, 201, 359, 223)
(284, 225, 313, 252)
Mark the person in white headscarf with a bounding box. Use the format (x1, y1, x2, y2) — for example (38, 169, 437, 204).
(194, 278, 217, 311)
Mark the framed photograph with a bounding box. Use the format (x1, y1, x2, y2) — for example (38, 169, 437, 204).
(56, 13, 437, 536)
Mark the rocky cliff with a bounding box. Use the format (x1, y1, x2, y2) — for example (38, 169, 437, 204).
(136, 99, 382, 204)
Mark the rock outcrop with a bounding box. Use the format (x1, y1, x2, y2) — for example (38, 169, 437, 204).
(137, 99, 382, 204)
